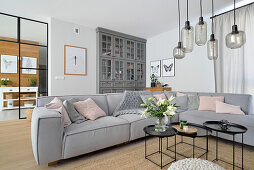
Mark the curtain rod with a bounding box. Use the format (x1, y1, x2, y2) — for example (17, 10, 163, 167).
(210, 2, 254, 19)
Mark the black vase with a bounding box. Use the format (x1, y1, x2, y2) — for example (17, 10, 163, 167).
(151, 82, 156, 87)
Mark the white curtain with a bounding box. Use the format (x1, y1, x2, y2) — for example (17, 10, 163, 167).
(214, 4, 254, 97)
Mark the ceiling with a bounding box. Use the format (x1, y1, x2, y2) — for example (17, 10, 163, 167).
(0, 0, 251, 39)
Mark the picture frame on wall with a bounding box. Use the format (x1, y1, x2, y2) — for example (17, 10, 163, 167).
(0, 55, 18, 74)
(162, 58, 175, 77)
(150, 60, 161, 77)
(64, 45, 87, 76)
(22, 57, 37, 74)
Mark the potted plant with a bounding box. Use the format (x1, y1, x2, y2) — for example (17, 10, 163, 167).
(0, 78, 12, 87)
(150, 74, 157, 87)
(140, 96, 178, 132)
(30, 78, 37, 87)
(157, 81, 161, 88)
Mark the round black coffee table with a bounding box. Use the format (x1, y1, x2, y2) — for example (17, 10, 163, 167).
(143, 125, 176, 169)
(167, 122, 212, 159)
(204, 121, 248, 170)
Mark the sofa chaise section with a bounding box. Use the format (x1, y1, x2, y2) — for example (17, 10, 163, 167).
(62, 116, 129, 159)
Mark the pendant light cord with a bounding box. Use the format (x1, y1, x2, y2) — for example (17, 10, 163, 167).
(178, 0, 181, 41)
(234, 0, 236, 25)
(187, 0, 189, 21)
(212, 0, 214, 34)
(200, 0, 203, 17)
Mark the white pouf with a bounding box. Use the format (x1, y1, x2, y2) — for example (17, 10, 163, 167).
(168, 158, 225, 170)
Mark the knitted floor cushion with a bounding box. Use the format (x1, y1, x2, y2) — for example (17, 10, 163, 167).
(168, 158, 225, 170)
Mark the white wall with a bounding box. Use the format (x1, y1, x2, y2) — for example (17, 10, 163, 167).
(146, 19, 215, 93)
(49, 18, 97, 96)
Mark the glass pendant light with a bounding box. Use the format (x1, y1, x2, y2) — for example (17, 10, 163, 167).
(225, 0, 246, 49)
(173, 0, 185, 59)
(181, 0, 194, 53)
(207, 0, 218, 60)
(195, 0, 207, 46)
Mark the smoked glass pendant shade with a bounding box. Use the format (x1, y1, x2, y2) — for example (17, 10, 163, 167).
(207, 34, 218, 60)
(181, 21, 194, 53)
(226, 25, 246, 49)
(195, 17, 207, 46)
(173, 42, 185, 59)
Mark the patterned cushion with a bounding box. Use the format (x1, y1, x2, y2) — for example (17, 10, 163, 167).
(113, 109, 145, 117)
(187, 95, 199, 111)
(113, 91, 151, 116)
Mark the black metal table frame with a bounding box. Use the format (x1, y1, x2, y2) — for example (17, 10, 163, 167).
(167, 131, 209, 159)
(212, 131, 244, 170)
(145, 133, 176, 169)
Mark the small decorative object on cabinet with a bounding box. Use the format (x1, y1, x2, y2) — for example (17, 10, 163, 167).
(0, 78, 12, 87)
(162, 58, 175, 77)
(97, 28, 146, 93)
(150, 74, 157, 87)
(64, 45, 87, 76)
(150, 60, 161, 77)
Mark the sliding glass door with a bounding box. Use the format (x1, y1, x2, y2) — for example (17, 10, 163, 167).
(0, 12, 48, 120)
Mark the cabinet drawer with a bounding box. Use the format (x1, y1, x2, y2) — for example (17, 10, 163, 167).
(114, 82, 124, 87)
(20, 88, 37, 92)
(113, 89, 124, 93)
(124, 81, 135, 87)
(100, 82, 113, 87)
(100, 89, 112, 94)
(136, 81, 146, 87)
(2, 88, 18, 92)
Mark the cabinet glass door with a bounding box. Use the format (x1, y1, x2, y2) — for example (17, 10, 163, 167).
(114, 37, 124, 58)
(101, 34, 112, 57)
(126, 61, 135, 80)
(101, 59, 112, 80)
(136, 63, 145, 81)
(136, 42, 145, 61)
(114, 60, 124, 80)
(126, 40, 135, 60)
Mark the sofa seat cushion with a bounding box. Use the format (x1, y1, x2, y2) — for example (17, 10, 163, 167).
(63, 116, 129, 159)
(179, 110, 254, 128)
(118, 114, 156, 140)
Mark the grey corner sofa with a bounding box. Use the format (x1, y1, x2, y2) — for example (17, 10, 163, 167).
(31, 91, 254, 165)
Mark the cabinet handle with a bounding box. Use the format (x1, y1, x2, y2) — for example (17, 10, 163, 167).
(27, 89, 30, 91)
(9, 89, 13, 91)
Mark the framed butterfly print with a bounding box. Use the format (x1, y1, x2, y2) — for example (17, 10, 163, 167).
(162, 58, 175, 77)
(150, 60, 161, 77)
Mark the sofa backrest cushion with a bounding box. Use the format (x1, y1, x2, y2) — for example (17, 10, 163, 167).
(198, 92, 251, 115)
(37, 94, 109, 115)
(106, 93, 123, 116)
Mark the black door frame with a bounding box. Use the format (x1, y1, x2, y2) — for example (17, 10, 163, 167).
(0, 12, 48, 119)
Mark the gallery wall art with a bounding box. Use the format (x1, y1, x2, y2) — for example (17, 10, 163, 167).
(22, 57, 37, 74)
(0, 55, 18, 74)
(150, 60, 161, 77)
(64, 45, 87, 76)
(162, 58, 175, 77)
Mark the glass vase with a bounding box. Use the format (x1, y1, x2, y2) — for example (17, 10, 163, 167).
(155, 117, 167, 132)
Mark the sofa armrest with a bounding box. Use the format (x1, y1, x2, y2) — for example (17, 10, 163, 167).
(31, 107, 64, 165)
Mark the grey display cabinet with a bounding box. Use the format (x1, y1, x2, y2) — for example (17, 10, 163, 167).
(97, 27, 146, 94)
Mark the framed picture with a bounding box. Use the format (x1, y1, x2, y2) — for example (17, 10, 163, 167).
(150, 60, 161, 77)
(162, 58, 175, 77)
(64, 45, 87, 76)
(22, 57, 37, 74)
(0, 55, 18, 74)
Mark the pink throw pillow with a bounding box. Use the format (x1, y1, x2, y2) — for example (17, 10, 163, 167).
(216, 101, 245, 115)
(45, 97, 71, 127)
(153, 93, 167, 101)
(73, 98, 106, 120)
(198, 96, 225, 111)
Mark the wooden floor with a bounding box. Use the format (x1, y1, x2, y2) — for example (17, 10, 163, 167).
(0, 120, 254, 170)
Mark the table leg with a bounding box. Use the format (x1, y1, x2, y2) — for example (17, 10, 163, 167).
(193, 138, 195, 158)
(242, 133, 244, 170)
(206, 130, 208, 160)
(160, 138, 163, 169)
(233, 134, 235, 170)
(216, 131, 218, 161)
(145, 133, 146, 158)
(175, 135, 177, 161)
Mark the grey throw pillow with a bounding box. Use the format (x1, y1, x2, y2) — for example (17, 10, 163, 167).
(63, 98, 87, 123)
(188, 95, 199, 110)
(113, 91, 151, 116)
(172, 96, 188, 111)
